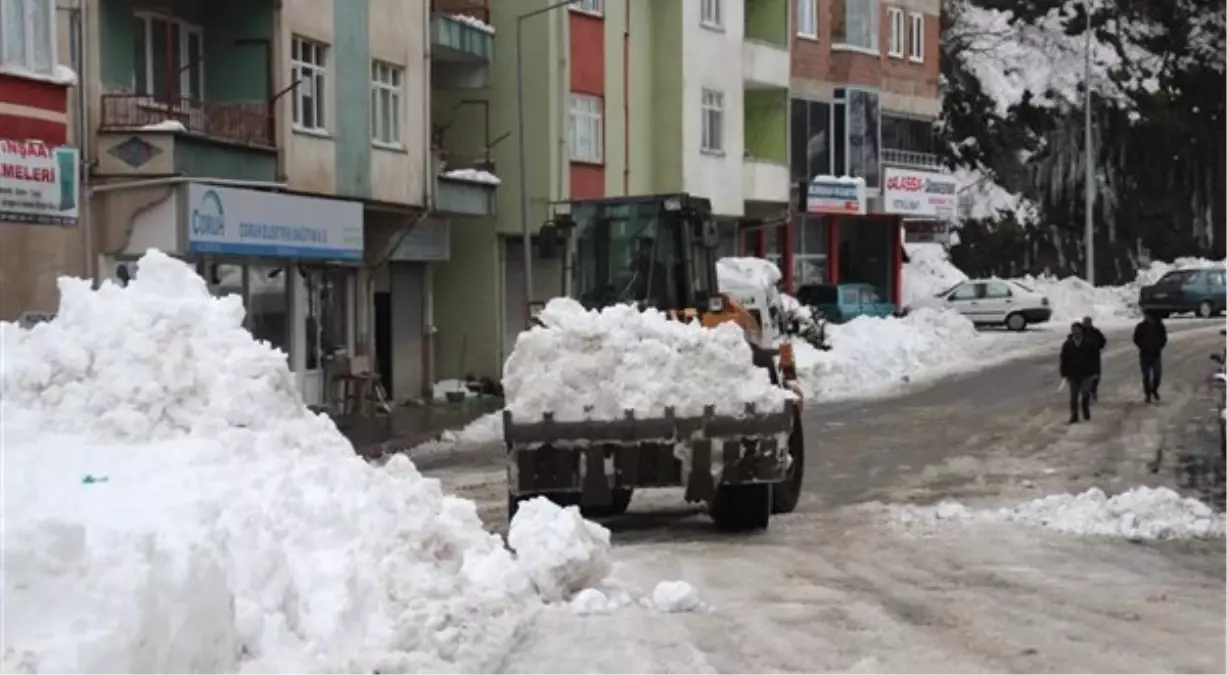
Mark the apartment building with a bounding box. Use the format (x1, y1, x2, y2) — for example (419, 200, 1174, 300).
(432, 0, 793, 381)
(746, 0, 955, 303)
(2, 0, 455, 405)
(0, 0, 82, 325)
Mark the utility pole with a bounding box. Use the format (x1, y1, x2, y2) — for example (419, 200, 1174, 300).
(1083, 0, 1095, 285)
(516, 0, 577, 324)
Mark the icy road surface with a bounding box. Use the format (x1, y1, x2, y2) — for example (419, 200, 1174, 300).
(421, 321, 1227, 673)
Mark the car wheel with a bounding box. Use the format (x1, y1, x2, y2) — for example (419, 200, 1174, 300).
(1005, 312, 1027, 332)
(1197, 300, 1214, 319)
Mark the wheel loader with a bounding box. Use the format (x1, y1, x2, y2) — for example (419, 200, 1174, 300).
(502, 193, 807, 532)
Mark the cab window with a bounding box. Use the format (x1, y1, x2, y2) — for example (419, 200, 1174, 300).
(859, 287, 883, 303)
(841, 287, 859, 304)
(1210, 271, 1226, 288)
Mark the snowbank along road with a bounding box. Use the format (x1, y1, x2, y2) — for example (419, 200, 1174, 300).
(422, 321, 1227, 673)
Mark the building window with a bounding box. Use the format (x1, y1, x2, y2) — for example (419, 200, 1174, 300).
(569, 0, 603, 16)
(887, 8, 904, 58)
(701, 88, 724, 153)
(796, 0, 818, 38)
(1, 0, 55, 76)
(908, 13, 924, 61)
(701, 0, 722, 28)
(133, 14, 203, 102)
(371, 61, 402, 147)
(291, 36, 328, 131)
(843, 88, 881, 189)
(835, 0, 878, 50)
(790, 98, 833, 182)
(568, 93, 603, 163)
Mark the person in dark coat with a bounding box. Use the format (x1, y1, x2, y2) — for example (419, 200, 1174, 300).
(1132, 311, 1168, 403)
(1060, 322, 1099, 423)
(1082, 316, 1107, 401)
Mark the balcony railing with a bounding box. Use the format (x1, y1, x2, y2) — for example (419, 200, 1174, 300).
(881, 148, 943, 170)
(431, 0, 489, 23)
(100, 93, 274, 147)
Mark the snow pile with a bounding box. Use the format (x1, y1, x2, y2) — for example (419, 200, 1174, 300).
(793, 308, 981, 399)
(506, 497, 612, 603)
(433, 378, 476, 401)
(1011, 274, 1137, 324)
(717, 256, 782, 293)
(902, 242, 968, 306)
(567, 586, 635, 616)
(502, 297, 793, 421)
(140, 120, 187, 132)
(0, 251, 626, 673)
(1133, 257, 1226, 287)
(448, 13, 495, 34)
(894, 487, 1226, 540)
(651, 581, 705, 614)
(953, 166, 1040, 225)
(441, 168, 501, 185)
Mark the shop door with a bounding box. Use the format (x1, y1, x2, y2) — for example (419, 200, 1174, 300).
(389, 262, 426, 400)
(299, 267, 353, 407)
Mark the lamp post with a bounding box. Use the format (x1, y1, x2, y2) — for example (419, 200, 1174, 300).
(1083, 0, 1095, 285)
(516, 0, 578, 322)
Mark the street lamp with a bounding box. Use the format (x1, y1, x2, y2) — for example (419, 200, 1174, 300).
(1083, 0, 1095, 284)
(516, 0, 578, 323)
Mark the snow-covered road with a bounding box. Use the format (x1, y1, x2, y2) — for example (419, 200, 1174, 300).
(425, 321, 1227, 673)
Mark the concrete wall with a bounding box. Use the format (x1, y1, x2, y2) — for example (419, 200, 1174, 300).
(331, 0, 371, 198)
(281, 0, 338, 195)
(681, 0, 746, 216)
(432, 218, 501, 379)
(368, 0, 429, 207)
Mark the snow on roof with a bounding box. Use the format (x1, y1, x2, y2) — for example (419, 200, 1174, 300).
(0, 63, 77, 86)
(441, 168, 501, 185)
(449, 13, 495, 34)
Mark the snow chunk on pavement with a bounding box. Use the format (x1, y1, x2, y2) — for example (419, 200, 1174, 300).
(502, 297, 793, 421)
(894, 487, 1226, 540)
(652, 581, 704, 613)
(508, 496, 613, 602)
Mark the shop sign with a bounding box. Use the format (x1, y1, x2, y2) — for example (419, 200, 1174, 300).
(903, 220, 951, 244)
(0, 139, 79, 226)
(805, 176, 866, 215)
(185, 183, 364, 261)
(883, 167, 959, 219)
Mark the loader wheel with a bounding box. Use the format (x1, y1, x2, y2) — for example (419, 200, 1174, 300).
(771, 411, 805, 515)
(711, 483, 771, 532)
(582, 488, 633, 518)
(507, 491, 581, 522)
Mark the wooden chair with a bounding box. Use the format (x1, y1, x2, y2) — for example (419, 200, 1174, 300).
(331, 355, 391, 417)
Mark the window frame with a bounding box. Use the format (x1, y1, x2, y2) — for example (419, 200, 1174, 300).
(700, 0, 723, 29)
(291, 36, 329, 133)
(0, 0, 57, 77)
(132, 12, 205, 102)
(569, 0, 603, 17)
(370, 60, 403, 148)
(795, 0, 818, 39)
(568, 92, 604, 164)
(908, 12, 924, 62)
(886, 7, 904, 58)
(833, 0, 879, 52)
(701, 88, 725, 154)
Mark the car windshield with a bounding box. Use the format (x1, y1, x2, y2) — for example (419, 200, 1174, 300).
(1011, 281, 1035, 293)
(936, 282, 963, 297)
(1158, 270, 1195, 284)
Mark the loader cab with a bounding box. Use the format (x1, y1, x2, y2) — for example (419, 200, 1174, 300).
(547, 193, 722, 312)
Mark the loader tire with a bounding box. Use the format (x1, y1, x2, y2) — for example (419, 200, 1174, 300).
(711, 483, 771, 532)
(508, 491, 581, 522)
(582, 488, 633, 518)
(771, 411, 805, 514)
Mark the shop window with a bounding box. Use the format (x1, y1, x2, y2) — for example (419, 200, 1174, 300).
(790, 98, 834, 183)
(249, 265, 290, 359)
(793, 256, 827, 286)
(304, 268, 350, 370)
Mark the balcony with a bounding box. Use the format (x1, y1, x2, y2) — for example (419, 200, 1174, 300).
(434, 156, 498, 216)
(432, 0, 493, 89)
(96, 94, 277, 180)
(743, 160, 790, 203)
(742, 41, 789, 90)
(745, 0, 788, 47)
(881, 148, 944, 171)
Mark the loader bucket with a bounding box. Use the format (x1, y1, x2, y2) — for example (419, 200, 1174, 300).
(503, 401, 797, 505)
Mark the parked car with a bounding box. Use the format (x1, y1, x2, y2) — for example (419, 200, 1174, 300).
(908, 278, 1052, 331)
(794, 282, 898, 324)
(1137, 267, 1226, 318)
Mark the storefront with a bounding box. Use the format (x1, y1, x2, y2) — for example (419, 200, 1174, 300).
(803, 175, 904, 305)
(108, 182, 364, 406)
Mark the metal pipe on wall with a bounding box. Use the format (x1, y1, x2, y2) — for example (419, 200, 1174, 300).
(75, 0, 94, 281)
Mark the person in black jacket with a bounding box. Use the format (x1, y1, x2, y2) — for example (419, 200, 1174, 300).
(1082, 316, 1107, 401)
(1060, 322, 1099, 423)
(1133, 311, 1168, 403)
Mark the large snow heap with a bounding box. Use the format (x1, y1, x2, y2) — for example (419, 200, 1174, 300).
(0, 250, 613, 673)
(502, 297, 793, 422)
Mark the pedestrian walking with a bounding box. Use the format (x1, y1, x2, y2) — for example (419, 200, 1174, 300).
(1060, 322, 1099, 423)
(1082, 316, 1107, 401)
(1132, 311, 1168, 403)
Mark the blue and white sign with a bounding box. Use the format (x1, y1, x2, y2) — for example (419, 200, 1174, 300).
(185, 182, 363, 261)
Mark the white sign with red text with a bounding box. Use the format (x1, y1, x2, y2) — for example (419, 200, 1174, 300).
(883, 167, 958, 219)
(0, 138, 79, 226)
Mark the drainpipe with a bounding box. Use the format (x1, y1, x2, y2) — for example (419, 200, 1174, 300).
(76, 0, 94, 280)
(421, 0, 435, 398)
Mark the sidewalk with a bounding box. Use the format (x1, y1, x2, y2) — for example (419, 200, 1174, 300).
(337, 397, 503, 460)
